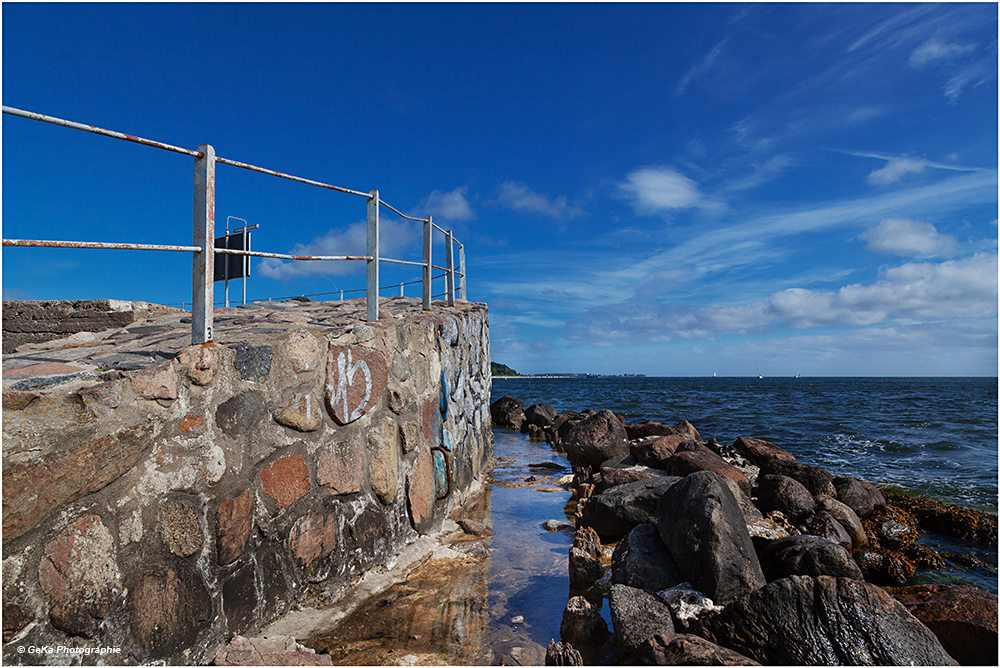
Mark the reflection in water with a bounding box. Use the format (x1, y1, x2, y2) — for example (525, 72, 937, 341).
(307, 431, 576, 665)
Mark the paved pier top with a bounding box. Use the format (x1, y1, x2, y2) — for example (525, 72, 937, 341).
(3, 297, 451, 395)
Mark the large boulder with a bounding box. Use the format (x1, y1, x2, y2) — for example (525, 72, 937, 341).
(759, 459, 836, 497)
(705, 575, 956, 665)
(797, 511, 852, 550)
(490, 396, 525, 430)
(885, 583, 998, 667)
(580, 476, 681, 543)
(732, 436, 796, 467)
(631, 435, 690, 469)
(755, 474, 816, 524)
(666, 449, 751, 497)
(611, 523, 683, 593)
(625, 420, 674, 440)
(757, 535, 864, 582)
(626, 633, 761, 666)
(813, 494, 868, 549)
(832, 476, 885, 518)
(655, 471, 766, 605)
(608, 584, 675, 658)
(564, 409, 630, 469)
(524, 403, 558, 429)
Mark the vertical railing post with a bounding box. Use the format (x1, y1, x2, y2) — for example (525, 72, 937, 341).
(445, 229, 455, 307)
(458, 242, 466, 301)
(192, 144, 215, 344)
(366, 189, 379, 322)
(422, 216, 432, 310)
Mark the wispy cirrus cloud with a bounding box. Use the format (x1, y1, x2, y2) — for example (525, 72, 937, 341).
(495, 181, 585, 220)
(908, 38, 977, 68)
(859, 218, 958, 257)
(676, 40, 727, 94)
(417, 186, 476, 221)
(839, 150, 982, 185)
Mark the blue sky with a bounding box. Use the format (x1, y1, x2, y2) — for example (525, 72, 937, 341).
(3, 3, 997, 376)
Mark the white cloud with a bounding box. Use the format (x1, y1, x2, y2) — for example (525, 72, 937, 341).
(567, 253, 997, 344)
(676, 41, 726, 94)
(908, 39, 977, 68)
(257, 219, 417, 280)
(618, 167, 707, 213)
(867, 157, 929, 185)
(495, 182, 585, 220)
(859, 218, 958, 257)
(418, 187, 476, 221)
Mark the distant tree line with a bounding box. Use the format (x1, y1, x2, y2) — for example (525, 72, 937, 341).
(491, 361, 520, 377)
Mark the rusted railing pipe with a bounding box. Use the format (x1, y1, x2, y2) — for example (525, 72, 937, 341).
(2, 106, 203, 158)
(2, 239, 201, 252)
(214, 156, 370, 199)
(214, 248, 370, 262)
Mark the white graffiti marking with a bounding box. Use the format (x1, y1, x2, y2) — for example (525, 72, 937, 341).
(328, 349, 372, 422)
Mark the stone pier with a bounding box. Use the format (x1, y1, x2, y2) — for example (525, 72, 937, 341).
(1, 297, 492, 665)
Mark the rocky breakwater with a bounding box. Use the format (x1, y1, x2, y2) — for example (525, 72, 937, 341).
(490, 397, 998, 666)
(2, 297, 492, 665)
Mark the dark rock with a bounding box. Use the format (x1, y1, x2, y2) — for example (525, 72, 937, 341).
(853, 549, 915, 586)
(560, 595, 610, 648)
(215, 390, 267, 439)
(864, 503, 919, 550)
(612, 523, 683, 593)
(732, 436, 796, 467)
(797, 511, 852, 550)
(759, 459, 836, 497)
(625, 420, 674, 441)
(569, 527, 604, 590)
(631, 435, 691, 469)
(580, 476, 681, 543)
(524, 403, 558, 429)
(885, 583, 998, 667)
(490, 396, 526, 430)
(671, 420, 702, 442)
(564, 409, 629, 469)
(755, 474, 816, 524)
(666, 449, 751, 497)
(545, 641, 584, 666)
(222, 563, 257, 635)
(457, 518, 492, 537)
(885, 491, 997, 547)
(758, 535, 864, 581)
(608, 584, 675, 658)
(2, 603, 31, 643)
(128, 566, 212, 661)
(656, 471, 766, 605)
(833, 476, 885, 518)
(705, 575, 957, 665)
(230, 342, 273, 381)
(626, 633, 761, 666)
(599, 465, 669, 491)
(813, 494, 868, 549)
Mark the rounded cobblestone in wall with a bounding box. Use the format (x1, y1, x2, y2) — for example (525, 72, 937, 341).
(369, 418, 399, 505)
(407, 445, 435, 534)
(324, 344, 388, 425)
(128, 566, 211, 660)
(159, 499, 204, 558)
(216, 490, 254, 566)
(37, 514, 119, 638)
(286, 328, 320, 373)
(288, 511, 339, 582)
(317, 433, 364, 496)
(274, 390, 322, 432)
(176, 343, 221, 386)
(260, 454, 310, 509)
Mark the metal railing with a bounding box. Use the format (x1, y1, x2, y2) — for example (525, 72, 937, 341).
(1, 106, 467, 345)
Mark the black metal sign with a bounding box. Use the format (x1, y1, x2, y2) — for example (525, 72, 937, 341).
(214, 231, 247, 282)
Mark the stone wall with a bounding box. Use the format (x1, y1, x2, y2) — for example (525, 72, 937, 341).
(1, 299, 492, 665)
(2, 300, 179, 353)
